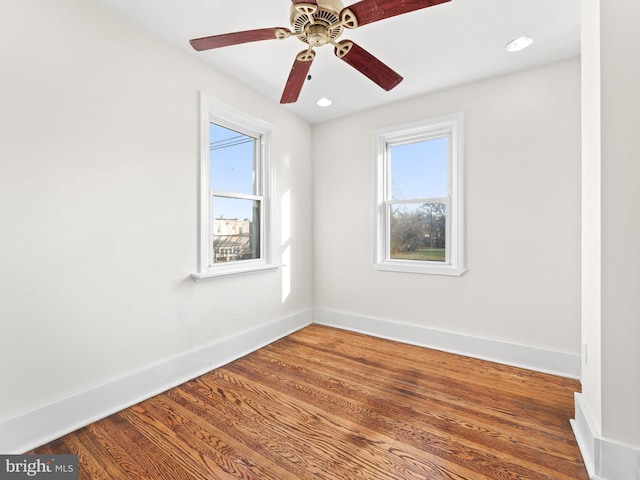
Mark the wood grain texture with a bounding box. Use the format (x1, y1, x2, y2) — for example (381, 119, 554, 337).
(336, 41, 403, 91)
(189, 28, 287, 51)
(280, 54, 314, 104)
(32, 325, 588, 479)
(344, 0, 451, 27)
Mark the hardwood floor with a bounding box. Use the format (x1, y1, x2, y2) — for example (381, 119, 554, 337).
(32, 325, 588, 479)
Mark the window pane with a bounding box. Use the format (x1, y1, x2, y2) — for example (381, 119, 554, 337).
(389, 202, 446, 262)
(211, 197, 260, 264)
(210, 123, 256, 194)
(390, 137, 448, 200)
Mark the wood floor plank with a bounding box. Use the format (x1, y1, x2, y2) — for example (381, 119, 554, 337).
(178, 377, 374, 479)
(266, 332, 578, 438)
(222, 343, 583, 479)
(31, 324, 588, 479)
(301, 326, 578, 417)
(194, 368, 486, 480)
(63, 428, 125, 480)
(165, 378, 347, 479)
(146, 393, 295, 480)
(257, 337, 577, 448)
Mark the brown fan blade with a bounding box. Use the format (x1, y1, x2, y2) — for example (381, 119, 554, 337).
(342, 0, 450, 27)
(334, 41, 402, 91)
(190, 27, 290, 51)
(280, 51, 315, 104)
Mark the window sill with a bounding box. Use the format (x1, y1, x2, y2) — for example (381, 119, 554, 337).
(192, 263, 280, 281)
(373, 262, 466, 277)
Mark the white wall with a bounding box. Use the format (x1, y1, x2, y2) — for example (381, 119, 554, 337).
(580, 0, 603, 434)
(313, 58, 581, 355)
(0, 0, 312, 422)
(575, 2, 640, 477)
(599, 0, 640, 448)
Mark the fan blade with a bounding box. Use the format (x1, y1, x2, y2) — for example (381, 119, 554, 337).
(281, 51, 315, 104)
(190, 27, 290, 51)
(291, 0, 317, 4)
(335, 41, 402, 91)
(342, 0, 450, 27)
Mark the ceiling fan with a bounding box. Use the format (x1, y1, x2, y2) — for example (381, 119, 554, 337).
(189, 0, 451, 104)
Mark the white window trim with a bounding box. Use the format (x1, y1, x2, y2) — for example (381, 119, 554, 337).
(192, 93, 277, 280)
(373, 112, 466, 276)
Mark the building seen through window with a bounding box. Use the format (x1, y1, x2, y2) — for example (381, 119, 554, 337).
(209, 123, 261, 264)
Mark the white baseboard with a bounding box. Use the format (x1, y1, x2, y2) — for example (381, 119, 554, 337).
(571, 393, 599, 478)
(0, 309, 590, 457)
(0, 310, 312, 454)
(571, 393, 640, 480)
(313, 308, 581, 379)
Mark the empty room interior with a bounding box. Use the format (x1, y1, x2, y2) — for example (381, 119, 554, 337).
(1, 1, 639, 479)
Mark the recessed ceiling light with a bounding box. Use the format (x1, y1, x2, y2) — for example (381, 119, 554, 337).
(316, 97, 332, 107)
(505, 36, 534, 52)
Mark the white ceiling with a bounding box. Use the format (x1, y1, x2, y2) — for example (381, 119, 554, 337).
(92, 0, 581, 124)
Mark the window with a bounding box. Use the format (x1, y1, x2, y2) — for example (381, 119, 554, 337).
(193, 94, 275, 279)
(374, 113, 465, 276)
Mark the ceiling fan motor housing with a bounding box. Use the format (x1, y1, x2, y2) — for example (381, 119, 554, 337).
(290, 0, 347, 47)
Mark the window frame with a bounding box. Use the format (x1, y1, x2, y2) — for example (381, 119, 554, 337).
(373, 113, 466, 276)
(193, 93, 276, 279)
